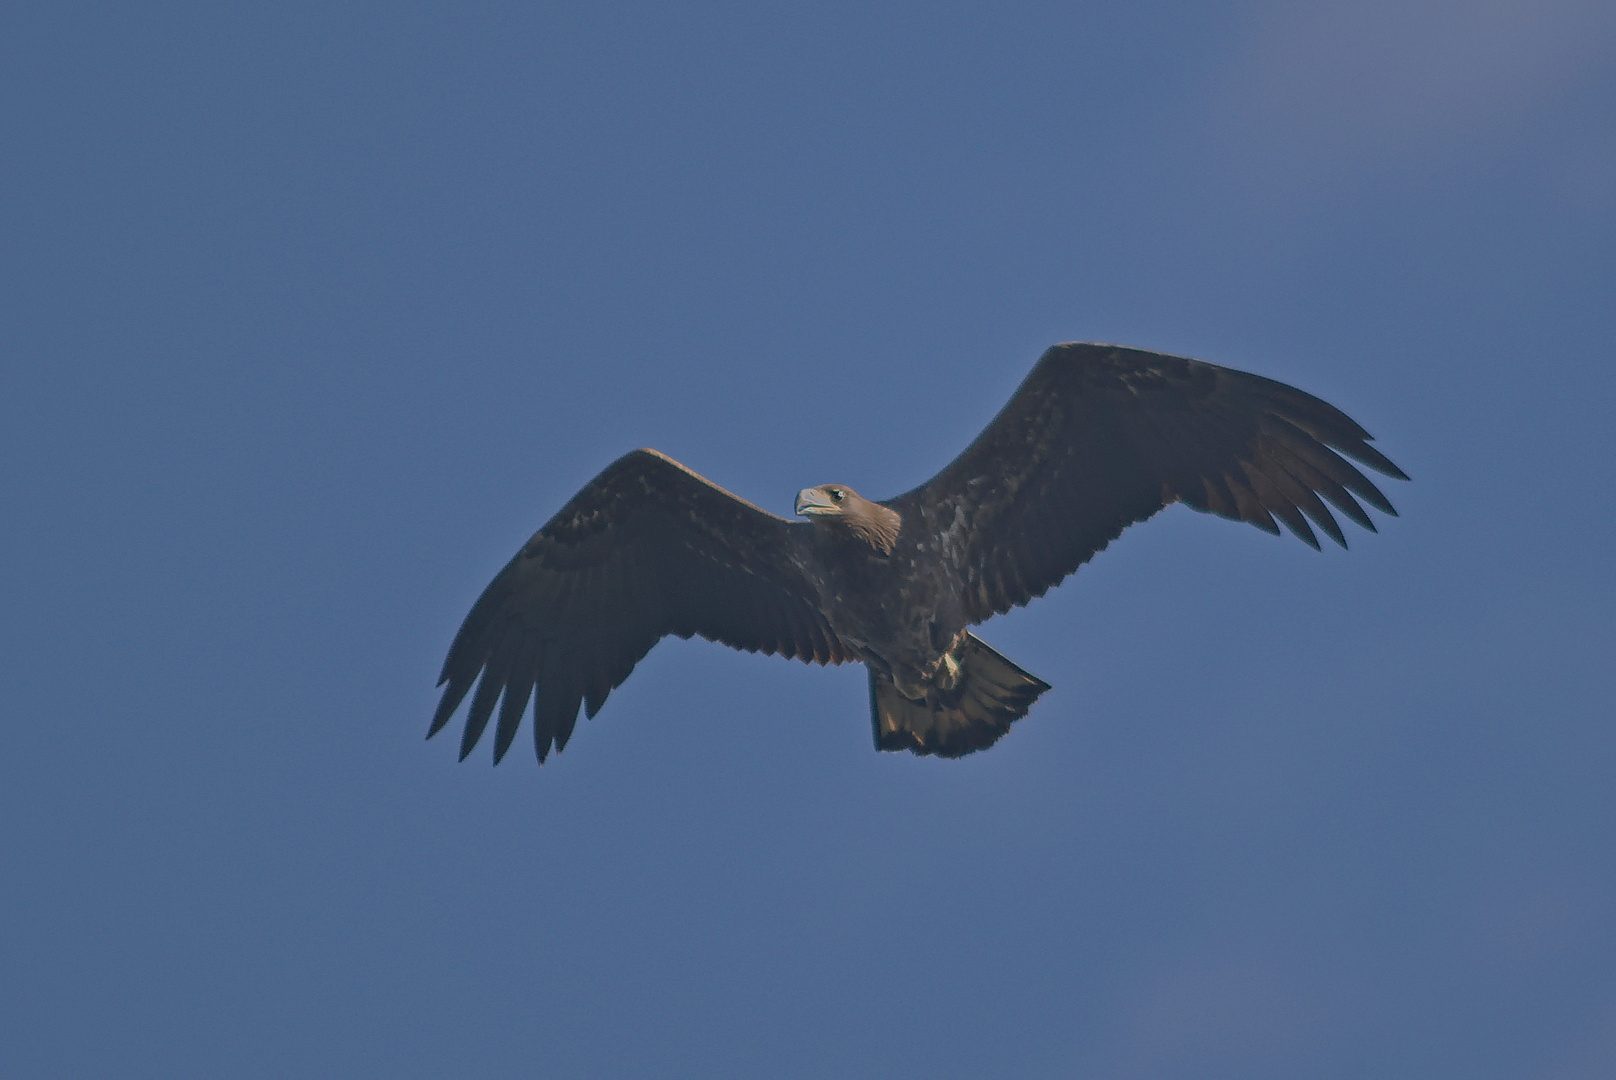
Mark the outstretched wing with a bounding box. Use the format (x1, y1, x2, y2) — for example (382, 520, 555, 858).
(892, 343, 1409, 623)
(430, 449, 853, 764)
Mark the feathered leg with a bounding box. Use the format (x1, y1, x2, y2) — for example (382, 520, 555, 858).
(868, 634, 1051, 757)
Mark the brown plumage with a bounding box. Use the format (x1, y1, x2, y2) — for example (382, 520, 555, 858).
(429, 343, 1407, 765)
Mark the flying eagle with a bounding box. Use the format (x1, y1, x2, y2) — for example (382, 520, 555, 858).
(430, 343, 1406, 764)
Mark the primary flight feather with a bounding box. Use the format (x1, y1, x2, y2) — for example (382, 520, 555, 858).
(430, 343, 1407, 764)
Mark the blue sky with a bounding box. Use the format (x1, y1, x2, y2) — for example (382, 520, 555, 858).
(3, 2, 1614, 1077)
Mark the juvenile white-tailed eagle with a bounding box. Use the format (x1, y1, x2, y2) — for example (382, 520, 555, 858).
(430, 343, 1406, 763)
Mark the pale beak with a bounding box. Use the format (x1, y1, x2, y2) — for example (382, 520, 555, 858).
(795, 488, 838, 516)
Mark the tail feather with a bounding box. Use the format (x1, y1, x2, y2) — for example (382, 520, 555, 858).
(870, 634, 1051, 758)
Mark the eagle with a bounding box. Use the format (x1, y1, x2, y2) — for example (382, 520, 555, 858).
(429, 343, 1406, 764)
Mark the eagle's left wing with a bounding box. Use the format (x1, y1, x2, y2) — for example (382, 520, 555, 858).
(890, 343, 1408, 623)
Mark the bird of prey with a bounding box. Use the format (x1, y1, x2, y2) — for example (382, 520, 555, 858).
(429, 343, 1406, 764)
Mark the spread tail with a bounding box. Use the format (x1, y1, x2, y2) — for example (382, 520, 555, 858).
(869, 634, 1051, 758)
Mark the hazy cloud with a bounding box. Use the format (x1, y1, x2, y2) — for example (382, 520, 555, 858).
(1196, 0, 1616, 191)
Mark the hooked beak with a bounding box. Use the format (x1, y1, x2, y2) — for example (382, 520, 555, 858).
(795, 488, 838, 516)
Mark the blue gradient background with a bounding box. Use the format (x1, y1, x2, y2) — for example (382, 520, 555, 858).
(4, 3, 1614, 1077)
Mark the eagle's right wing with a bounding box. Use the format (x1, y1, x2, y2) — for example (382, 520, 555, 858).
(430, 449, 853, 764)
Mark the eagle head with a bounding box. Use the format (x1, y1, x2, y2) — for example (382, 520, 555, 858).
(795, 484, 902, 554)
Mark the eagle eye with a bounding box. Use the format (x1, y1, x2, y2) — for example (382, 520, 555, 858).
(830, 488, 845, 501)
